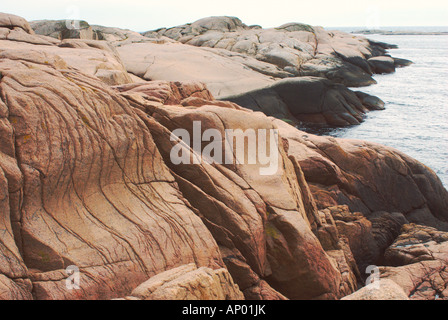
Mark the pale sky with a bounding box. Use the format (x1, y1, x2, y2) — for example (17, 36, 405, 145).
(2, 0, 447, 32)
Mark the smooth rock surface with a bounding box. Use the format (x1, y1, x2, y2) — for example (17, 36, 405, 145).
(116, 41, 279, 98)
(145, 16, 403, 87)
(130, 264, 244, 300)
(273, 120, 448, 231)
(368, 56, 396, 74)
(341, 279, 409, 300)
(222, 77, 383, 126)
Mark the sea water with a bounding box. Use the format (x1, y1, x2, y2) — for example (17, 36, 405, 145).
(323, 33, 448, 188)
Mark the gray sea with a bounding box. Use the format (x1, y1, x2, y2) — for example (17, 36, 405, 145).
(321, 32, 448, 188)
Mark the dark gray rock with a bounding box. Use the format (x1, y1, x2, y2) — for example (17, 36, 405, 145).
(221, 77, 382, 126)
(368, 56, 396, 74)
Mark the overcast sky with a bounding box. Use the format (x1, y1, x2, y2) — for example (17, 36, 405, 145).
(2, 0, 447, 32)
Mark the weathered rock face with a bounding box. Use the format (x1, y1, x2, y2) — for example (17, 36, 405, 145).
(384, 224, 448, 267)
(145, 16, 401, 87)
(128, 264, 244, 300)
(30, 20, 95, 40)
(0, 49, 225, 300)
(319, 206, 380, 274)
(115, 41, 281, 98)
(0, 40, 358, 300)
(344, 223, 448, 300)
(1, 16, 135, 86)
(222, 77, 384, 127)
(315, 206, 408, 278)
(315, 207, 360, 293)
(0, 12, 35, 34)
(368, 56, 396, 74)
(0, 13, 446, 301)
(29, 16, 403, 127)
(378, 223, 448, 300)
(273, 120, 448, 231)
(341, 279, 409, 300)
(380, 261, 448, 300)
(133, 86, 353, 300)
(0, 21, 372, 297)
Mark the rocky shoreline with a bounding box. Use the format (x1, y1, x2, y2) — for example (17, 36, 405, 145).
(0, 12, 447, 300)
(353, 29, 448, 36)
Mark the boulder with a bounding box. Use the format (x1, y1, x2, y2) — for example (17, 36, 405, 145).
(368, 56, 396, 74)
(0, 12, 34, 34)
(341, 279, 409, 300)
(30, 20, 94, 40)
(383, 224, 448, 266)
(393, 57, 413, 68)
(129, 264, 244, 300)
(222, 77, 383, 126)
(30, 20, 96, 40)
(380, 261, 448, 300)
(355, 91, 385, 110)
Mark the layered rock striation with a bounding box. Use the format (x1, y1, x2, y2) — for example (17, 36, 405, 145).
(0, 13, 445, 301)
(30, 16, 410, 127)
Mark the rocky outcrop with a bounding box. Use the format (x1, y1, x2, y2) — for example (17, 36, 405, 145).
(127, 264, 244, 300)
(29, 16, 407, 127)
(115, 41, 282, 98)
(0, 42, 358, 300)
(145, 16, 403, 87)
(345, 224, 448, 300)
(110, 16, 403, 125)
(222, 77, 384, 126)
(30, 19, 176, 47)
(30, 20, 95, 40)
(380, 261, 448, 300)
(383, 224, 448, 267)
(0, 49, 227, 299)
(341, 279, 409, 300)
(137, 88, 355, 300)
(0, 12, 35, 34)
(1, 16, 135, 86)
(274, 120, 448, 231)
(368, 56, 396, 74)
(0, 13, 446, 301)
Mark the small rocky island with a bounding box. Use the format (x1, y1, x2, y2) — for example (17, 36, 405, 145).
(0, 12, 446, 300)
